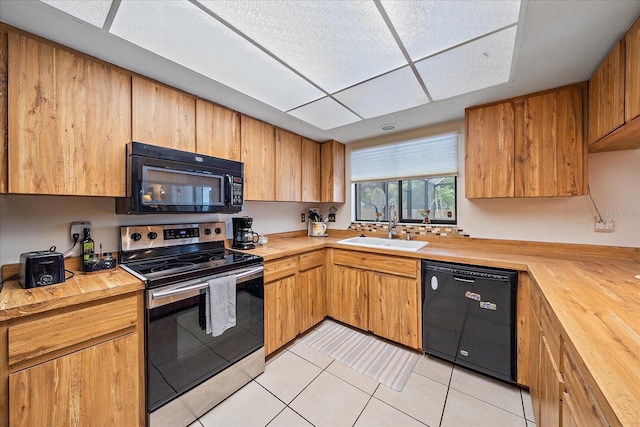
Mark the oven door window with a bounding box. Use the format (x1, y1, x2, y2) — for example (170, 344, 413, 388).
(141, 166, 224, 207)
(146, 276, 264, 412)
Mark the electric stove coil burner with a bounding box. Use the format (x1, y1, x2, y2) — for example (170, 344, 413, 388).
(150, 262, 197, 273)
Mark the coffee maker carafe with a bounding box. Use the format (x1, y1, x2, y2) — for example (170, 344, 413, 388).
(232, 217, 259, 249)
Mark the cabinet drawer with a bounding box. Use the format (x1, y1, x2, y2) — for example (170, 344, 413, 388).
(298, 250, 324, 271)
(264, 257, 297, 283)
(332, 249, 418, 278)
(8, 295, 138, 368)
(563, 345, 609, 426)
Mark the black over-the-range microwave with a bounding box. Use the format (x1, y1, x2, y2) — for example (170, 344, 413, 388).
(116, 142, 244, 214)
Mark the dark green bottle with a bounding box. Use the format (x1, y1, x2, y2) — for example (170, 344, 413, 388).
(82, 228, 94, 262)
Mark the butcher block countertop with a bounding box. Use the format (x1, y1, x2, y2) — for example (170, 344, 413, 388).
(0, 258, 144, 322)
(249, 231, 640, 426)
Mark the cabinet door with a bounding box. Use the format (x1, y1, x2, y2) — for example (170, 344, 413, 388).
(9, 333, 140, 426)
(132, 76, 196, 151)
(327, 265, 367, 330)
(241, 115, 276, 201)
(301, 138, 321, 202)
(196, 99, 240, 160)
(264, 275, 297, 355)
(275, 129, 302, 201)
(589, 40, 625, 145)
(626, 18, 640, 122)
(320, 140, 345, 203)
(298, 265, 325, 333)
(517, 86, 586, 197)
(465, 103, 515, 198)
(368, 272, 419, 348)
(539, 337, 562, 427)
(8, 32, 130, 196)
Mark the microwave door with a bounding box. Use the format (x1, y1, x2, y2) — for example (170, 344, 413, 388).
(141, 166, 225, 210)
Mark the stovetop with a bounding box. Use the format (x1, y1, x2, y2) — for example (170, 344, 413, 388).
(119, 222, 263, 288)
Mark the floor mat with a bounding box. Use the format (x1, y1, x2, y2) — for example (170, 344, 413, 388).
(301, 320, 419, 391)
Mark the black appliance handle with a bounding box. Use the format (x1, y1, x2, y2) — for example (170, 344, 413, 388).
(225, 174, 232, 206)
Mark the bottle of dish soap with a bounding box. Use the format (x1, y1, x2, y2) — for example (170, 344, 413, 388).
(82, 228, 94, 270)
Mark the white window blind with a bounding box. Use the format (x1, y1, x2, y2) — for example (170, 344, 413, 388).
(350, 132, 459, 182)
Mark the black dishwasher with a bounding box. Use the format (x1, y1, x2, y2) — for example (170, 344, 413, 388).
(421, 260, 518, 383)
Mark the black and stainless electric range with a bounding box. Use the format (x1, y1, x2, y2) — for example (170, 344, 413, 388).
(119, 222, 264, 427)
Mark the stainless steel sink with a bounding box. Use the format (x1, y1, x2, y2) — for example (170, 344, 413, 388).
(336, 236, 428, 252)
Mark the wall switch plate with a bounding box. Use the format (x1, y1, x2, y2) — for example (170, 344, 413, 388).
(301, 213, 305, 222)
(328, 213, 336, 222)
(71, 221, 92, 241)
(594, 218, 613, 232)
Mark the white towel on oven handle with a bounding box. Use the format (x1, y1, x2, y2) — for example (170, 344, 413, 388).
(205, 275, 237, 337)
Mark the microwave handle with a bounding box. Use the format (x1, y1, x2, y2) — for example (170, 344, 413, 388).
(225, 174, 232, 206)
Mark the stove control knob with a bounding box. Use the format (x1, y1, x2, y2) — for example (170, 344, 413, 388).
(204, 228, 212, 235)
(131, 232, 142, 242)
(214, 227, 222, 235)
(147, 231, 158, 240)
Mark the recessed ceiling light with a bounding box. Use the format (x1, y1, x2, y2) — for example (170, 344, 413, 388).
(379, 124, 397, 131)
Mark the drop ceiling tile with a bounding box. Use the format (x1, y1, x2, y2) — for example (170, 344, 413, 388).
(288, 98, 361, 131)
(41, 0, 112, 28)
(199, 0, 407, 93)
(333, 67, 429, 119)
(381, 0, 521, 61)
(110, 0, 323, 111)
(415, 26, 517, 101)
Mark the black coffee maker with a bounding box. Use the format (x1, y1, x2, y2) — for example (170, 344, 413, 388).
(232, 217, 259, 249)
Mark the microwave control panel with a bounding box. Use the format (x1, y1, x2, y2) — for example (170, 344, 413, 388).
(231, 176, 244, 206)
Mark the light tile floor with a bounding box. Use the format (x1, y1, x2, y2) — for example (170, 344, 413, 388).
(191, 334, 536, 427)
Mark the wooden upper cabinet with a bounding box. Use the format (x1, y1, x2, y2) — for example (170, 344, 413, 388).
(301, 138, 321, 202)
(0, 29, 7, 194)
(626, 17, 640, 122)
(132, 76, 195, 151)
(465, 103, 515, 198)
(240, 115, 276, 201)
(588, 40, 625, 144)
(275, 129, 302, 202)
(196, 99, 240, 160)
(516, 85, 587, 197)
(320, 140, 345, 203)
(588, 16, 640, 152)
(466, 84, 586, 199)
(7, 32, 131, 196)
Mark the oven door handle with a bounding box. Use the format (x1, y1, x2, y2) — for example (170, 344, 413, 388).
(150, 266, 264, 300)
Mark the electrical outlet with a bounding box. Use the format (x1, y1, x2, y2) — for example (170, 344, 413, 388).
(70, 221, 92, 241)
(594, 218, 613, 232)
(301, 213, 305, 223)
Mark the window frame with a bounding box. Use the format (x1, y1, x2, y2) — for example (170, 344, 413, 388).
(354, 176, 457, 225)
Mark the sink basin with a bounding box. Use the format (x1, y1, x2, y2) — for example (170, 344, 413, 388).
(336, 237, 428, 252)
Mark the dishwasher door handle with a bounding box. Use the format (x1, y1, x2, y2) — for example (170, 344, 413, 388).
(454, 276, 475, 283)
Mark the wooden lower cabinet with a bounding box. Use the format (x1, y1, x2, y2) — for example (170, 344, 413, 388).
(264, 274, 298, 355)
(298, 263, 325, 333)
(264, 250, 326, 355)
(529, 280, 611, 427)
(368, 272, 419, 347)
(327, 265, 368, 330)
(3, 292, 144, 426)
(9, 333, 139, 426)
(327, 249, 421, 349)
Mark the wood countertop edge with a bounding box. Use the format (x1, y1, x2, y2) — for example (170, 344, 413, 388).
(0, 266, 145, 322)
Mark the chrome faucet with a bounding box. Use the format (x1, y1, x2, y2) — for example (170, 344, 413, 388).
(388, 204, 398, 239)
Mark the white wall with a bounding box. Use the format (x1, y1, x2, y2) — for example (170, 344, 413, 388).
(0, 196, 332, 265)
(336, 120, 640, 248)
